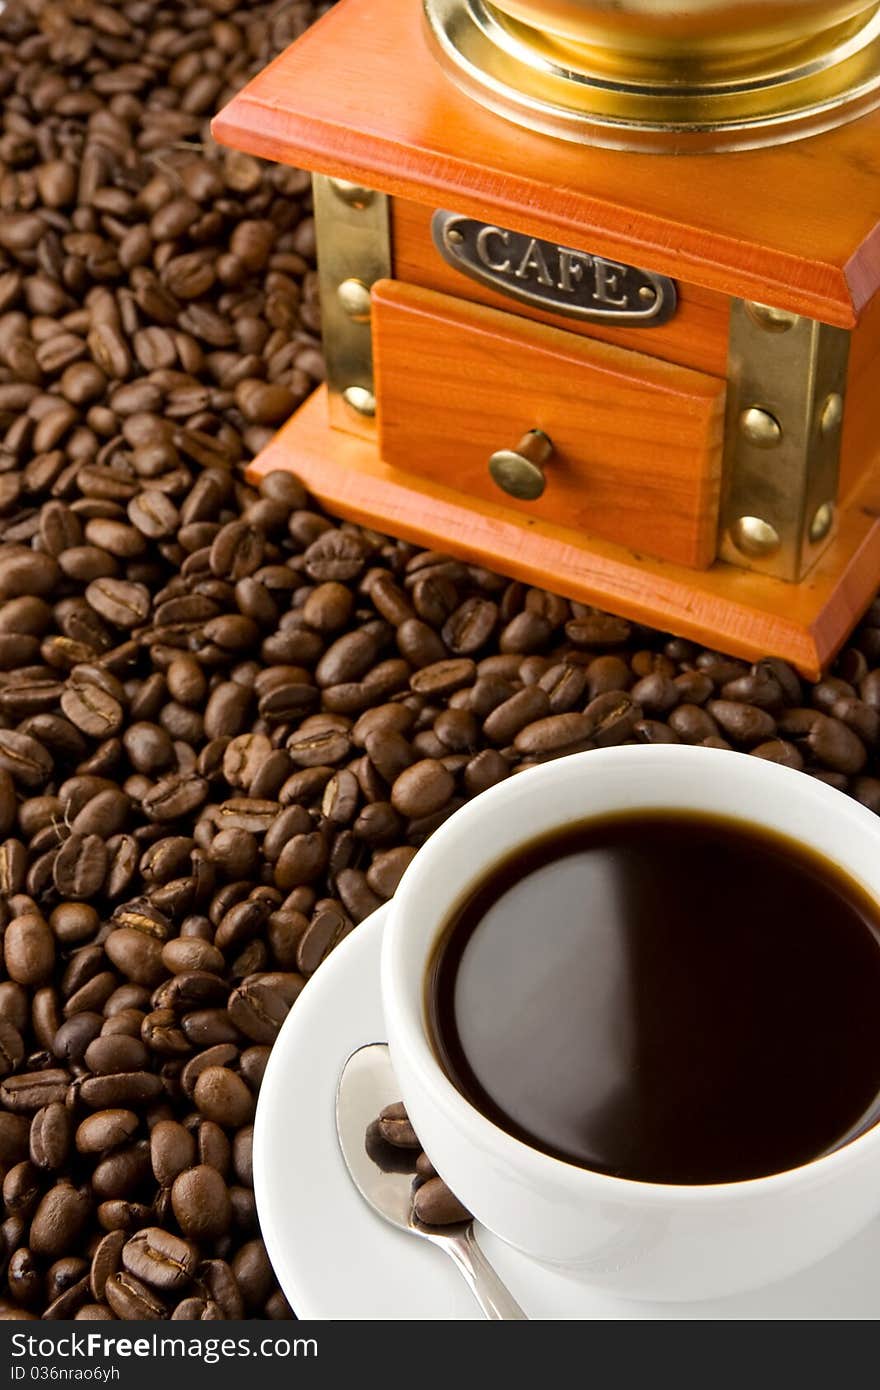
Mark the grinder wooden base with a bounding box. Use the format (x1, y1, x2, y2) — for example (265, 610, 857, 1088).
(248, 388, 880, 680)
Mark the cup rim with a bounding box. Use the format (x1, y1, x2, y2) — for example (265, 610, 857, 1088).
(381, 744, 880, 1201)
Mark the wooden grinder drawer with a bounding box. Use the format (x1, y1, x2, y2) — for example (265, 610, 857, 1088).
(372, 279, 727, 569)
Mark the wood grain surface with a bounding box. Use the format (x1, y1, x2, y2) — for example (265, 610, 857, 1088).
(246, 387, 880, 678)
(212, 0, 880, 326)
(390, 199, 731, 376)
(372, 278, 726, 568)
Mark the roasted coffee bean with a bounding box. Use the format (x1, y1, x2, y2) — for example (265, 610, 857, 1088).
(91, 1142, 151, 1201)
(53, 834, 108, 899)
(51, 902, 100, 945)
(0, 1114, 30, 1168)
(104, 928, 164, 987)
(412, 1177, 472, 1227)
(75, 1111, 139, 1156)
(295, 902, 352, 975)
(29, 1182, 91, 1258)
(0, 730, 53, 789)
(0, 1019, 25, 1078)
(4, 912, 55, 985)
(707, 700, 777, 746)
(193, 1067, 254, 1128)
(514, 712, 595, 757)
(390, 760, 455, 818)
(61, 680, 124, 738)
(171, 1165, 231, 1241)
(7, 1247, 42, 1308)
(79, 1074, 163, 1110)
(227, 973, 305, 1044)
(378, 1102, 421, 1148)
(90, 1230, 125, 1303)
(86, 579, 151, 629)
(29, 1103, 72, 1172)
(122, 1227, 198, 1292)
(149, 1121, 197, 1189)
(104, 1271, 168, 1320)
(84, 1035, 149, 1076)
(1, 1070, 70, 1113)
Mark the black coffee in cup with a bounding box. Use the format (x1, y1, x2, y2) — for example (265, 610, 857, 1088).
(426, 812, 880, 1184)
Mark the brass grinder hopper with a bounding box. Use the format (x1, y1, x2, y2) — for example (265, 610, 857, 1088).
(213, 0, 880, 676)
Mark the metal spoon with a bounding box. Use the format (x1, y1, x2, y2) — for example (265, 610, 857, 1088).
(336, 1042, 528, 1320)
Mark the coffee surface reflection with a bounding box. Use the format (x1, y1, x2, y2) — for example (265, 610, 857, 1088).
(427, 812, 880, 1185)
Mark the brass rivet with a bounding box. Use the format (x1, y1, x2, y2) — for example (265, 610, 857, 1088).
(740, 406, 782, 448)
(809, 501, 835, 543)
(729, 516, 782, 558)
(446, 229, 464, 246)
(329, 179, 374, 209)
(745, 302, 800, 333)
(488, 430, 553, 501)
(820, 392, 844, 437)
(638, 286, 656, 303)
(342, 386, 376, 419)
(337, 278, 372, 323)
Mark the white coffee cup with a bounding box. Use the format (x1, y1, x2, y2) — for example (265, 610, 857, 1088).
(381, 745, 880, 1301)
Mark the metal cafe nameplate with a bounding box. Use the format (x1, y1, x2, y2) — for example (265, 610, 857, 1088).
(432, 211, 678, 327)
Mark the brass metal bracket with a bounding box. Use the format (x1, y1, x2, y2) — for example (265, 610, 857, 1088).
(312, 175, 392, 440)
(719, 300, 851, 583)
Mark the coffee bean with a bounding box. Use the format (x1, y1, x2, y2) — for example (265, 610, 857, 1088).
(0, 549, 60, 601)
(514, 712, 595, 757)
(86, 578, 151, 629)
(584, 691, 642, 747)
(412, 1177, 471, 1227)
(79, 1074, 163, 1110)
(104, 1270, 168, 1320)
(0, 1019, 25, 1078)
(29, 1182, 91, 1258)
(566, 614, 631, 647)
(90, 1230, 125, 1302)
(227, 972, 304, 1044)
(1, 1069, 69, 1113)
(104, 928, 164, 987)
(0, 729, 53, 789)
(30, 1103, 72, 1172)
(305, 530, 368, 582)
(295, 902, 352, 975)
(707, 700, 777, 746)
(75, 1111, 139, 1156)
(171, 1165, 231, 1240)
(53, 834, 108, 899)
(391, 759, 455, 819)
(273, 832, 328, 891)
(121, 1227, 198, 1292)
(4, 912, 55, 985)
(0, 1113, 30, 1167)
(60, 680, 123, 738)
(193, 1067, 254, 1128)
(378, 1102, 420, 1148)
(483, 687, 550, 744)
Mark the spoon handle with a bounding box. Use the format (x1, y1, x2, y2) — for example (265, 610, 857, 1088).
(441, 1225, 528, 1320)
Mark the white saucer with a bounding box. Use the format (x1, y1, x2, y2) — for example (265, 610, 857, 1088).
(254, 904, 880, 1320)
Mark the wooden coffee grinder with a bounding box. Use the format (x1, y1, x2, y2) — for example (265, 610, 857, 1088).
(213, 0, 880, 676)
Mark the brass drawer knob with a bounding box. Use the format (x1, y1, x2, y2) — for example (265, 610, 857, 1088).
(488, 429, 553, 500)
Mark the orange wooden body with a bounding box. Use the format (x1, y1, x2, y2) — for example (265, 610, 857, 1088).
(372, 279, 726, 568)
(212, 0, 880, 676)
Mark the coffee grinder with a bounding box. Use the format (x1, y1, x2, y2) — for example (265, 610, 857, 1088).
(213, 0, 880, 676)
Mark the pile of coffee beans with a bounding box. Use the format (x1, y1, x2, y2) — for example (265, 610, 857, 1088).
(367, 1103, 471, 1229)
(4, 0, 880, 1323)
